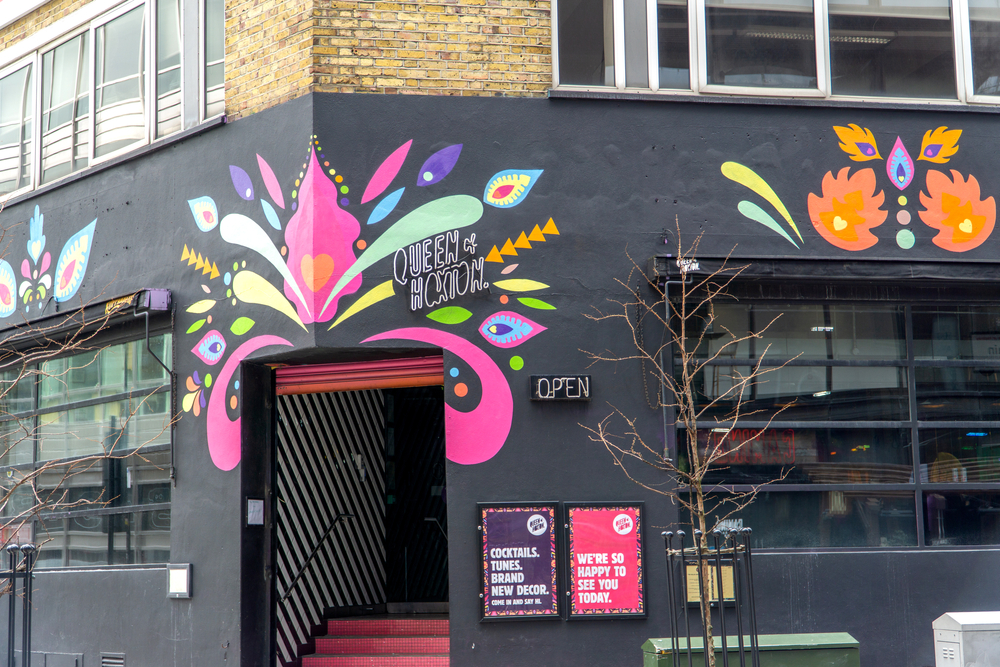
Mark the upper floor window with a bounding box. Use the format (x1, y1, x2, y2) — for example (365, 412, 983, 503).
(0, 0, 225, 198)
(553, 0, 1000, 104)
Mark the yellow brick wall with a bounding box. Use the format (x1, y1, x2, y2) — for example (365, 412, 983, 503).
(0, 0, 93, 51)
(228, 0, 552, 118)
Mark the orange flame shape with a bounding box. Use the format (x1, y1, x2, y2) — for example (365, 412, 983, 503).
(807, 167, 887, 251)
(919, 170, 995, 251)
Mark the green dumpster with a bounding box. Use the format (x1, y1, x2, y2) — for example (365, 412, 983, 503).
(641, 633, 860, 667)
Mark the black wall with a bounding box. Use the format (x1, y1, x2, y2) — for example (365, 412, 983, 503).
(1, 91, 998, 667)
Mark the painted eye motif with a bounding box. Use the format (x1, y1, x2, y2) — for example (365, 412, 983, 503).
(483, 169, 543, 208)
(923, 144, 943, 159)
(856, 142, 876, 157)
(187, 196, 219, 232)
(193, 329, 227, 365)
(478, 311, 546, 348)
(53, 220, 96, 303)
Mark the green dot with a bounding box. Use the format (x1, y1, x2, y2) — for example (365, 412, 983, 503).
(227, 289, 232, 298)
(896, 229, 915, 249)
(340, 185, 349, 194)
(205, 374, 213, 388)
(509, 356, 524, 371)
(233, 262, 238, 271)
(898, 195, 907, 206)
(292, 190, 297, 198)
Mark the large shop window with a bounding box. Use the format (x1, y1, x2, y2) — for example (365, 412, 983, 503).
(0, 334, 172, 567)
(0, 0, 224, 197)
(553, 0, 1000, 104)
(678, 302, 1000, 549)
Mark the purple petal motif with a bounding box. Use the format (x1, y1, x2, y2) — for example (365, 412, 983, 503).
(230, 165, 254, 200)
(417, 144, 463, 187)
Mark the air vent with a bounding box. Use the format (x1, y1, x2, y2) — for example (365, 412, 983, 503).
(100, 653, 125, 667)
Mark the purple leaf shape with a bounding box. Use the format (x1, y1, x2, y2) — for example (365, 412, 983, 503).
(417, 144, 463, 187)
(362, 140, 412, 204)
(230, 165, 254, 201)
(257, 154, 285, 209)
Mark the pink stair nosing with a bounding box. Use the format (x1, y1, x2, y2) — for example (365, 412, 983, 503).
(302, 656, 449, 667)
(326, 619, 449, 637)
(316, 637, 448, 655)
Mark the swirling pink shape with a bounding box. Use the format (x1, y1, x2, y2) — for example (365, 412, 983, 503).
(207, 335, 292, 470)
(361, 327, 512, 465)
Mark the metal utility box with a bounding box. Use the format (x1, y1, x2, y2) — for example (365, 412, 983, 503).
(933, 612, 1000, 667)
(642, 633, 860, 667)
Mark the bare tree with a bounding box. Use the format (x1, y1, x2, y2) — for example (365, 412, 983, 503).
(582, 224, 794, 666)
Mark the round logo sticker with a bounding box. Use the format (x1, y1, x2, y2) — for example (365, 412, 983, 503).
(613, 513, 634, 535)
(527, 513, 548, 536)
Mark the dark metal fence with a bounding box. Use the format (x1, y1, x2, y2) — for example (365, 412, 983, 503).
(5, 544, 36, 667)
(661, 528, 760, 667)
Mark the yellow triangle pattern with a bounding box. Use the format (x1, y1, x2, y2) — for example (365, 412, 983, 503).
(513, 231, 531, 249)
(541, 218, 559, 235)
(180, 245, 221, 279)
(500, 239, 518, 257)
(527, 225, 546, 243)
(485, 219, 561, 266)
(485, 246, 504, 263)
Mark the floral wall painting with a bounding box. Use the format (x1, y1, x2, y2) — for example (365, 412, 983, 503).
(182, 134, 556, 471)
(722, 124, 995, 253)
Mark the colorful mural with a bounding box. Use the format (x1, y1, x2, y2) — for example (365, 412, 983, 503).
(722, 124, 996, 253)
(181, 136, 557, 471)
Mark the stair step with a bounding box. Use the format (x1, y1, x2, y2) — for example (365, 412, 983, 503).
(316, 636, 448, 655)
(303, 655, 449, 667)
(326, 619, 449, 637)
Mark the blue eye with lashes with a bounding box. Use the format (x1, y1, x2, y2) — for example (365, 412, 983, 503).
(193, 330, 227, 365)
(478, 311, 546, 348)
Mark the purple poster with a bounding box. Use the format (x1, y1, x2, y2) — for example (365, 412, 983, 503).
(480, 504, 558, 619)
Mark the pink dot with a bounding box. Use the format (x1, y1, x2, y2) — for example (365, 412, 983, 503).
(897, 210, 911, 225)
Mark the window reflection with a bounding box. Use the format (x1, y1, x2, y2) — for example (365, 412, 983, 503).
(920, 429, 1000, 482)
(35, 509, 170, 567)
(686, 491, 917, 548)
(690, 428, 912, 485)
(925, 492, 1000, 545)
(558, 0, 615, 86)
(913, 307, 1000, 360)
(916, 366, 1000, 421)
(658, 0, 691, 88)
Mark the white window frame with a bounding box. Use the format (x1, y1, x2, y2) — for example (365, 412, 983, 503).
(0, 0, 217, 196)
(552, 0, 1000, 106)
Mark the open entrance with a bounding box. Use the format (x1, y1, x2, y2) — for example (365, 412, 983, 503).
(271, 357, 448, 666)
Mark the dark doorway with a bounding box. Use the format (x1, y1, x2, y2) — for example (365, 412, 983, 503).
(384, 386, 448, 604)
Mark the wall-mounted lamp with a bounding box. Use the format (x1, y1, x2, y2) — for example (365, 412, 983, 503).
(167, 563, 192, 598)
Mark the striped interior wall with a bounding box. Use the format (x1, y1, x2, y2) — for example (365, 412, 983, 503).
(275, 390, 387, 666)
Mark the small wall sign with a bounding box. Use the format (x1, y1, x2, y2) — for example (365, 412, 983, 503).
(530, 375, 591, 401)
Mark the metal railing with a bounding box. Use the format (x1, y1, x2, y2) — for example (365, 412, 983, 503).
(5, 543, 37, 667)
(661, 528, 760, 667)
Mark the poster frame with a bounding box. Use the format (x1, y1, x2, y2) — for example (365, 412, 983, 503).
(478, 502, 561, 622)
(562, 501, 646, 620)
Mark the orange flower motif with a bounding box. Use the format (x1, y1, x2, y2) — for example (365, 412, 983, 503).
(807, 167, 887, 251)
(919, 170, 995, 251)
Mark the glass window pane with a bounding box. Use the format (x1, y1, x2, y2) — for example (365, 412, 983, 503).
(925, 492, 1000, 545)
(0, 419, 33, 467)
(129, 334, 172, 389)
(657, 0, 690, 88)
(920, 428, 1000, 482)
(39, 344, 126, 409)
(829, 0, 956, 98)
(0, 367, 34, 416)
(683, 304, 905, 361)
(913, 306, 1000, 360)
(558, 0, 615, 86)
(969, 0, 1000, 95)
(916, 366, 1000, 420)
(35, 509, 170, 567)
(156, 0, 182, 142)
(205, 0, 225, 116)
(41, 33, 89, 184)
(685, 491, 917, 547)
(37, 395, 170, 462)
(689, 364, 909, 420)
(95, 6, 146, 157)
(688, 427, 912, 484)
(705, 0, 816, 88)
(0, 64, 33, 194)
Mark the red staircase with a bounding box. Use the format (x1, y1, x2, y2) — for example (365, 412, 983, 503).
(302, 616, 449, 667)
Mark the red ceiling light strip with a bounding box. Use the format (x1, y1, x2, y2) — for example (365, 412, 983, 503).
(274, 356, 444, 395)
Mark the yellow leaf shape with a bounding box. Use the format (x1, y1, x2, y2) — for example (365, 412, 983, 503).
(232, 271, 307, 330)
(720, 162, 802, 242)
(329, 280, 395, 329)
(493, 279, 549, 292)
(833, 124, 882, 161)
(918, 126, 962, 163)
(186, 299, 217, 314)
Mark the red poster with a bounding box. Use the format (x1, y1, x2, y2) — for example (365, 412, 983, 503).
(567, 504, 644, 617)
